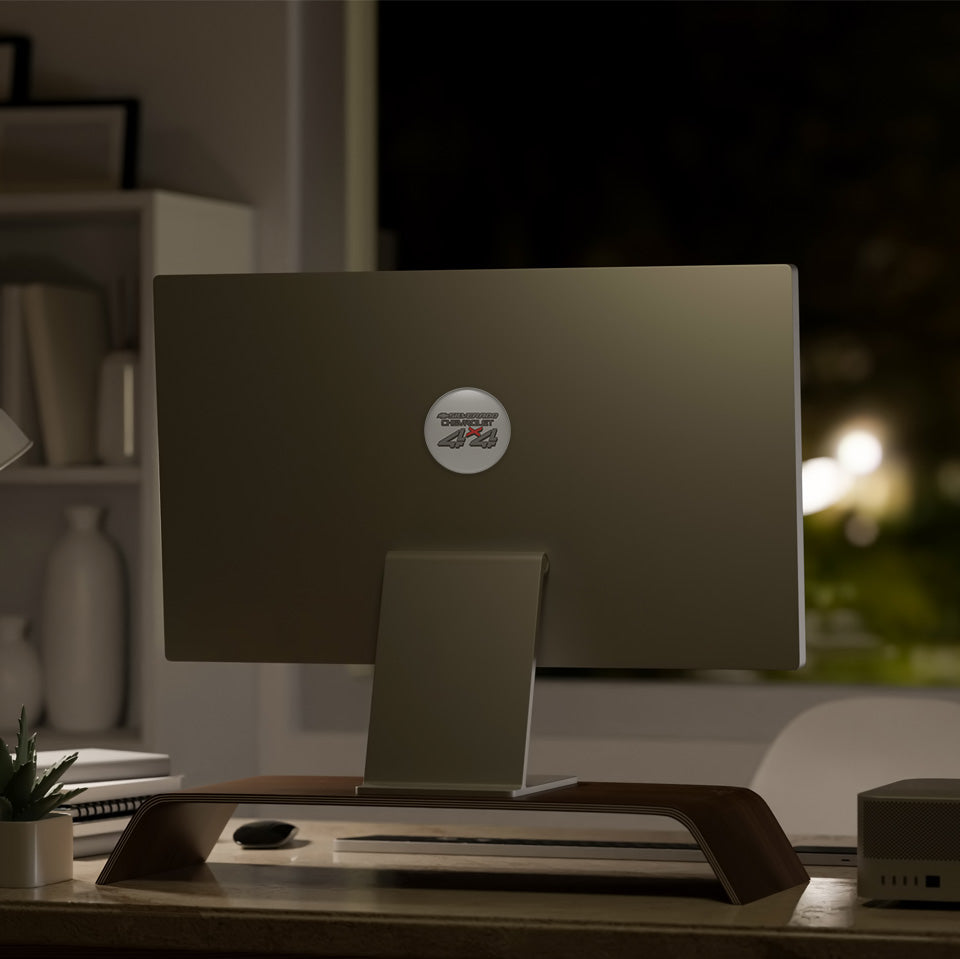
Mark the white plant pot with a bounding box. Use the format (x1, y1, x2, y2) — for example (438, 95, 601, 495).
(0, 811, 73, 888)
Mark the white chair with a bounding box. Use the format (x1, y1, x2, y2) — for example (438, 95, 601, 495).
(749, 695, 960, 839)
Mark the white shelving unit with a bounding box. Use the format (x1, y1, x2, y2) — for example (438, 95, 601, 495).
(0, 190, 254, 751)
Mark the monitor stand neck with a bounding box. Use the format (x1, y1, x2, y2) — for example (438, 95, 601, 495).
(358, 550, 576, 798)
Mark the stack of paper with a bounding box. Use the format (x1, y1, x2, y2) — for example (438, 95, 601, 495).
(38, 748, 182, 858)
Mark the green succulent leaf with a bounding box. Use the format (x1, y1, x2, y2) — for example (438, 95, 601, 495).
(13, 706, 28, 769)
(14, 793, 71, 822)
(52, 786, 86, 807)
(31, 753, 80, 803)
(5, 759, 36, 811)
(0, 737, 13, 792)
(1, 708, 87, 821)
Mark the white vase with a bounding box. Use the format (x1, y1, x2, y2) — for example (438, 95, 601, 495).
(40, 505, 125, 733)
(0, 812, 73, 887)
(0, 615, 42, 728)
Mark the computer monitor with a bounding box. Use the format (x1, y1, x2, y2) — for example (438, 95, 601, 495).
(154, 265, 804, 796)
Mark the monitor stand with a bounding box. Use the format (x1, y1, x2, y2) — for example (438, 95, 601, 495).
(358, 550, 575, 798)
(95, 552, 809, 904)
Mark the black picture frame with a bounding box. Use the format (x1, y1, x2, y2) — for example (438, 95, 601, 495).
(0, 36, 30, 103)
(0, 99, 138, 192)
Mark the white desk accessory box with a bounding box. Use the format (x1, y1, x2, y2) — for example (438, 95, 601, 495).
(859, 779, 960, 901)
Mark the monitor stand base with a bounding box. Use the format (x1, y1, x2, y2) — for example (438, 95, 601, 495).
(95, 777, 808, 906)
(356, 773, 579, 799)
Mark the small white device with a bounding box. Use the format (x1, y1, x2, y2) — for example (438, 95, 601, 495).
(859, 778, 960, 901)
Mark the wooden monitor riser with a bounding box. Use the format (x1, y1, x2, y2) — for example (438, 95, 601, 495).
(95, 777, 808, 905)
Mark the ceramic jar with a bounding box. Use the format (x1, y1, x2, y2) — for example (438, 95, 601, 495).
(0, 615, 42, 727)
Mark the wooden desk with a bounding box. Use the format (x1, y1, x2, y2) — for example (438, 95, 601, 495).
(1, 818, 959, 958)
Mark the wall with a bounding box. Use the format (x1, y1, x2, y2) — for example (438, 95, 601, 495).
(0, 0, 376, 274)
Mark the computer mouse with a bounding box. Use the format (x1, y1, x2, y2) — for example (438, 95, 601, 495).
(232, 819, 299, 849)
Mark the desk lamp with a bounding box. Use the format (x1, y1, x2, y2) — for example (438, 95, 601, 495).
(0, 409, 32, 470)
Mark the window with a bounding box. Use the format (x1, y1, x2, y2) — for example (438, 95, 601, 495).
(379, 1, 960, 685)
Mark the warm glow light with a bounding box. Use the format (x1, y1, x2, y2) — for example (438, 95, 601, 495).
(836, 428, 883, 476)
(845, 513, 879, 547)
(802, 457, 853, 515)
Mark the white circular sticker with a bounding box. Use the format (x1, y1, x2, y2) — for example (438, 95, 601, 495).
(424, 388, 511, 474)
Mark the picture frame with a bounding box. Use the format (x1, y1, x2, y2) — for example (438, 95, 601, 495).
(0, 100, 138, 192)
(0, 36, 30, 103)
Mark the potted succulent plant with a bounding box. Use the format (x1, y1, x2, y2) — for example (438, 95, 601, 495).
(0, 706, 85, 888)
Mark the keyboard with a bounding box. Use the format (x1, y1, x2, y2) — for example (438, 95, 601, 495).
(333, 833, 857, 866)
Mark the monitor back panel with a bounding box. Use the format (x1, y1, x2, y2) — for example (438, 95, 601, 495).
(154, 265, 804, 670)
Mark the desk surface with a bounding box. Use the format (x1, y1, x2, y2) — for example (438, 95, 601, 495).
(2, 818, 960, 958)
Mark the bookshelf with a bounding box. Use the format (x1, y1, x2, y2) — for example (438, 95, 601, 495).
(0, 467, 141, 486)
(0, 190, 255, 746)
